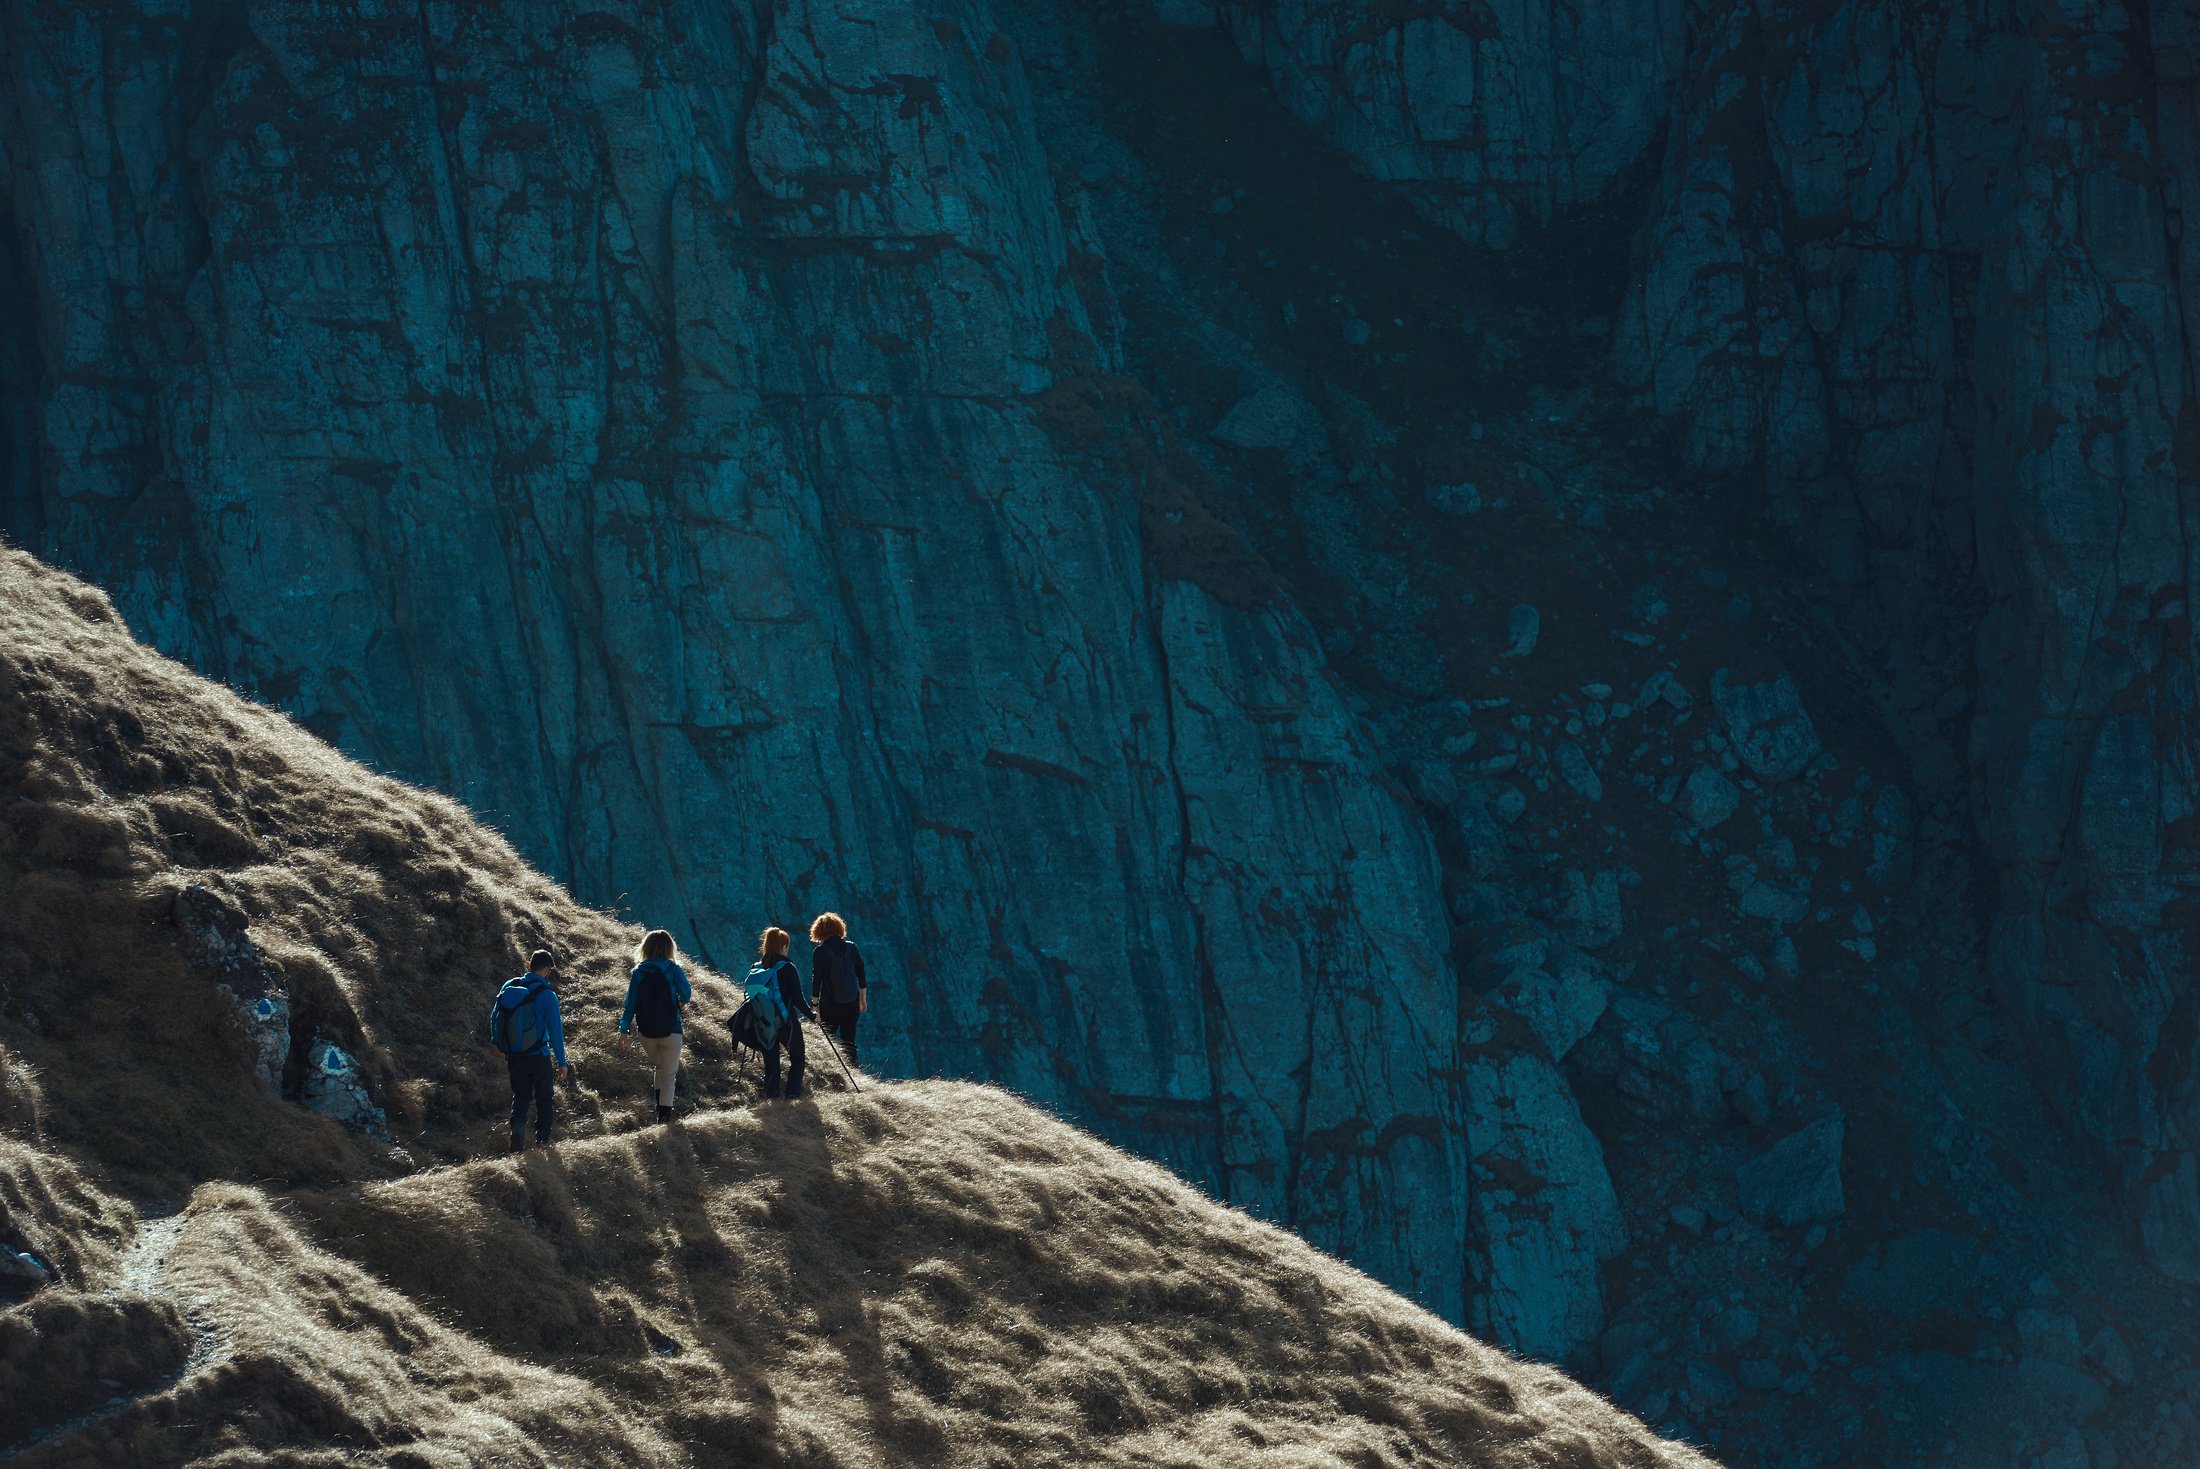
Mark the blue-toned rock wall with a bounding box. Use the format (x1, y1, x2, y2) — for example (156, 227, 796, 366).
(6, 1, 2198, 1462)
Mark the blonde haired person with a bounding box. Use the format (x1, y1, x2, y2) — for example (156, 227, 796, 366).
(807, 912, 868, 1069)
(617, 929, 691, 1123)
(749, 926, 816, 1100)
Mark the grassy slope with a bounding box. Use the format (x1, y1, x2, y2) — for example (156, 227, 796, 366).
(0, 547, 1712, 1466)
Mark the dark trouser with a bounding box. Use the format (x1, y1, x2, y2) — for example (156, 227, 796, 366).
(762, 1018, 806, 1098)
(818, 1000, 860, 1069)
(508, 1052, 556, 1143)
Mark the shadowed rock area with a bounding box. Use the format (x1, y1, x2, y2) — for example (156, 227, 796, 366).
(2, 1, 2197, 1463)
(0, 545, 1710, 1467)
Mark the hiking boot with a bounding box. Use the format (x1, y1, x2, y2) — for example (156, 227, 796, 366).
(656, 1104, 673, 1125)
(507, 1130, 526, 1154)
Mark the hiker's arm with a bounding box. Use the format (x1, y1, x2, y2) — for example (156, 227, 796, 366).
(672, 965, 693, 1006)
(547, 993, 568, 1072)
(855, 947, 868, 1011)
(785, 964, 814, 1021)
(616, 973, 637, 1035)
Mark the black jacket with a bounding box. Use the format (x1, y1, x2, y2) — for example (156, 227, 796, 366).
(811, 937, 867, 1008)
(765, 957, 816, 1022)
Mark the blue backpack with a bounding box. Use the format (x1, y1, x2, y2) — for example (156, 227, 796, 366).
(490, 978, 549, 1055)
(740, 961, 788, 1045)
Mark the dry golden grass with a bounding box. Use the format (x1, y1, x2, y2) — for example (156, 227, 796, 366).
(0, 545, 746, 1197)
(0, 546, 1714, 1466)
(285, 1084, 1712, 1469)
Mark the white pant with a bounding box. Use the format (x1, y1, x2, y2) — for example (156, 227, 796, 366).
(638, 1032, 682, 1106)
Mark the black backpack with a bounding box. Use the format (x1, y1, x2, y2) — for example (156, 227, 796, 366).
(726, 997, 779, 1055)
(816, 940, 863, 1005)
(632, 962, 679, 1038)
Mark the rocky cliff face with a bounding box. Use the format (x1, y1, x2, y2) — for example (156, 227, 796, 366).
(0, 0, 1467, 1323)
(1183, 0, 2200, 1294)
(6, 1, 2200, 1463)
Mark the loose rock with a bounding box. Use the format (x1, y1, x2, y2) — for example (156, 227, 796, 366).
(1737, 1112, 1846, 1226)
(1710, 670, 1822, 783)
(1680, 766, 1741, 829)
(302, 1039, 388, 1136)
(1505, 604, 1541, 658)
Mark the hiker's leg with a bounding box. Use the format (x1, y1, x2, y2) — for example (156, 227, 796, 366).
(785, 1020, 806, 1097)
(761, 1039, 781, 1098)
(533, 1057, 556, 1143)
(507, 1055, 532, 1146)
(657, 1033, 683, 1108)
(835, 1009, 859, 1069)
(638, 1034, 674, 1106)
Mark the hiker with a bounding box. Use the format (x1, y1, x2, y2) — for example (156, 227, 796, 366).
(808, 912, 867, 1069)
(750, 927, 816, 1100)
(489, 949, 568, 1152)
(617, 929, 691, 1123)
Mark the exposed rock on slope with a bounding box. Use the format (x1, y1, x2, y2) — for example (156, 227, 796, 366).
(0, 547, 1708, 1468)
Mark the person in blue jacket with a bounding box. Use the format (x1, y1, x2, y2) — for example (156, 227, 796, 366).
(617, 929, 691, 1123)
(489, 949, 568, 1152)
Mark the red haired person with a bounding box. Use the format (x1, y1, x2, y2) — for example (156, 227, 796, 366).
(807, 912, 867, 1069)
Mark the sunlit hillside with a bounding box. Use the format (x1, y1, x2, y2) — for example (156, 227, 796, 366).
(0, 546, 1711, 1466)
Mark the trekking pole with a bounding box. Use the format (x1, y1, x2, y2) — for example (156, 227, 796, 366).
(815, 1021, 862, 1094)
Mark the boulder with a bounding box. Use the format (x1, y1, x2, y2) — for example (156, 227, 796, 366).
(1556, 869, 1623, 949)
(1557, 743, 1603, 802)
(1710, 670, 1822, 783)
(1739, 878, 1811, 925)
(1680, 766, 1741, 829)
(1210, 382, 1322, 460)
(1462, 1040, 1625, 1368)
(302, 1040, 387, 1136)
(1638, 671, 1692, 712)
(0, 1246, 55, 1297)
(1574, 994, 1726, 1125)
(2086, 1324, 2135, 1387)
(1505, 604, 1541, 658)
(1494, 959, 1610, 1061)
(1737, 1113, 1845, 1226)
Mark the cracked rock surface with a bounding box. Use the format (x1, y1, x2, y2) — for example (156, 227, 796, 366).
(5, 1, 2200, 1463)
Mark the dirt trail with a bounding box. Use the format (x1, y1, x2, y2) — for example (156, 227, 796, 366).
(1, 1213, 224, 1462)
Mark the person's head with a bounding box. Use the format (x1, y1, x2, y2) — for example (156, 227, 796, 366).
(528, 949, 556, 974)
(758, 926, 790, 961)
(809, 912, 847, 943)
(637, 929, 676, 964)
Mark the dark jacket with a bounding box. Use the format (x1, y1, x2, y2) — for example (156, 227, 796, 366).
(762, 957, 815, 1022)
(619, 958, 691, 1036)
(811, 936, 867, 1009)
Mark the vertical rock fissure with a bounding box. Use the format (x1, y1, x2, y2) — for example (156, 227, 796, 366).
(1141, 554, 1235, 1204)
